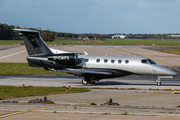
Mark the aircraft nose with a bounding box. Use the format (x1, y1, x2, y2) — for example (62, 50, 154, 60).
(168, 69, 177, 76)
(155, 65, 177, 76)
(164, 68, 177, 76)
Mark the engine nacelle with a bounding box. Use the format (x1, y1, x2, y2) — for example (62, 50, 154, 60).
(48, 53, 78, 65)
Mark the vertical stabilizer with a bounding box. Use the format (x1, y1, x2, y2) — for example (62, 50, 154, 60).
(14, 29, 53, 56)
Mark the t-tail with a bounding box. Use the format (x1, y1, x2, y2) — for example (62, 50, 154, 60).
(13, 29, 55, 69)
(13, 29, 53, 56)
(13, 29, 78, 70)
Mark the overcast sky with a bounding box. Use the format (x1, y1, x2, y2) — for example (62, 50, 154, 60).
(0, 0, 180, 34)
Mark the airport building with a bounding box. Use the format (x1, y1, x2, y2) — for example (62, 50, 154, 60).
(112, 35, 126, 39)
(167, 35, 180, 38)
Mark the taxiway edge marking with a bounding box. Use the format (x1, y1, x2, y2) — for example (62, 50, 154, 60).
(0, 111, 27, 118)
(0, 50, 26, 60)
(0, 105, 64, 119)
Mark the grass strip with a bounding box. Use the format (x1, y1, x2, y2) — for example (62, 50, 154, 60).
(1, 39, 180, 46)
(34, 39, 180, 46)
(0, 63, 65, 75)
(160, 49, 180, 55)
(0, 86, 90, 100)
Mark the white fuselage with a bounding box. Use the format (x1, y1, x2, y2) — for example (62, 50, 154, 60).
(77, 54, 176, 76)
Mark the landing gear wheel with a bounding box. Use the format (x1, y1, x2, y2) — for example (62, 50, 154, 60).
(157, 81, 161, 86)
(82, 80, 88, 85)
(156, 77, 161, 86)
(89, 81, 95, 85)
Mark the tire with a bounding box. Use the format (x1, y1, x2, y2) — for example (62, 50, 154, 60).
(82, 80, 88, 85)
(157, 82, 161, 86)
(89, 81, 95, 84)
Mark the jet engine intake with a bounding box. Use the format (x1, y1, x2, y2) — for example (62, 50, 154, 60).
(48, 53, 78, 65)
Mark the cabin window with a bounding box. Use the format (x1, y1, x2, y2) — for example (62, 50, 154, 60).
(96, 59, 100, 63)
(118, 60, 122, 64)
(111, 60, 115, 63)
(147, 59, 156, 64)
(125, 60, 129, 64)
(85, 59, 89, 62)
(141, 59, 148, 64)
(104, 59, 108, 63)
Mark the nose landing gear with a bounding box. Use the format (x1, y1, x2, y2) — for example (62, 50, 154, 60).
(156, 76, 174, 86)
(156, 77, 161, 86)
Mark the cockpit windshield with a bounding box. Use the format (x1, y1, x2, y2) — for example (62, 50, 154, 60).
(147, 59, 156, 64)
(141, 59, 148, 63)
(141, 59, 156, 64)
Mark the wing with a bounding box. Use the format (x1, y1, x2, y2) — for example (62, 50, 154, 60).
(57, 69, 112, 75)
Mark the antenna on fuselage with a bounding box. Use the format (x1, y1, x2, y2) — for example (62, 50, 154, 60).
(84, 51, 88, 55)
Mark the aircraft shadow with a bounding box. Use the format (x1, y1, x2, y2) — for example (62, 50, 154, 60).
(78, 81, 180, 87)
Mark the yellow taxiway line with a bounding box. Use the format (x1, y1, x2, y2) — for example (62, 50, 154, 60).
(171, 89, 180, 93)
(0, 111, 27, 118)
(167, 63, 180, 65)
(0, 105, 64, 119)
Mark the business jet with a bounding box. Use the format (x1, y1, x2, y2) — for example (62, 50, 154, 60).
(14, 29, 177, 86)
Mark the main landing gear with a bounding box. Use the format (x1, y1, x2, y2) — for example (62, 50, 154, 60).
(82, 79, 96, 85)
(82, 80, 88, 85)
(81, 74, 97, 85)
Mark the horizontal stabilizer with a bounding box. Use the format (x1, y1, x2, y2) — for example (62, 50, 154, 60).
(50, 48, 69, 54)
(13, 29, 38, 33)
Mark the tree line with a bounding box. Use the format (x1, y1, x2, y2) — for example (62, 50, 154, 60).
(0, 23, 80, 41)
(0, 23, 15, 40)
(0, 23, 180, 41)
(0, 23, 105, 41)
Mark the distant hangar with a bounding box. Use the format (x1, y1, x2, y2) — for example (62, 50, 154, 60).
(167, 35, 180, 37)
(112, 35, 126, 39)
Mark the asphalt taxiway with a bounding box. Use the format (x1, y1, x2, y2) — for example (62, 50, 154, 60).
(1, 45, 180, 67)
(0, 73, 180, 119)
(0, 74, 180, 90)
